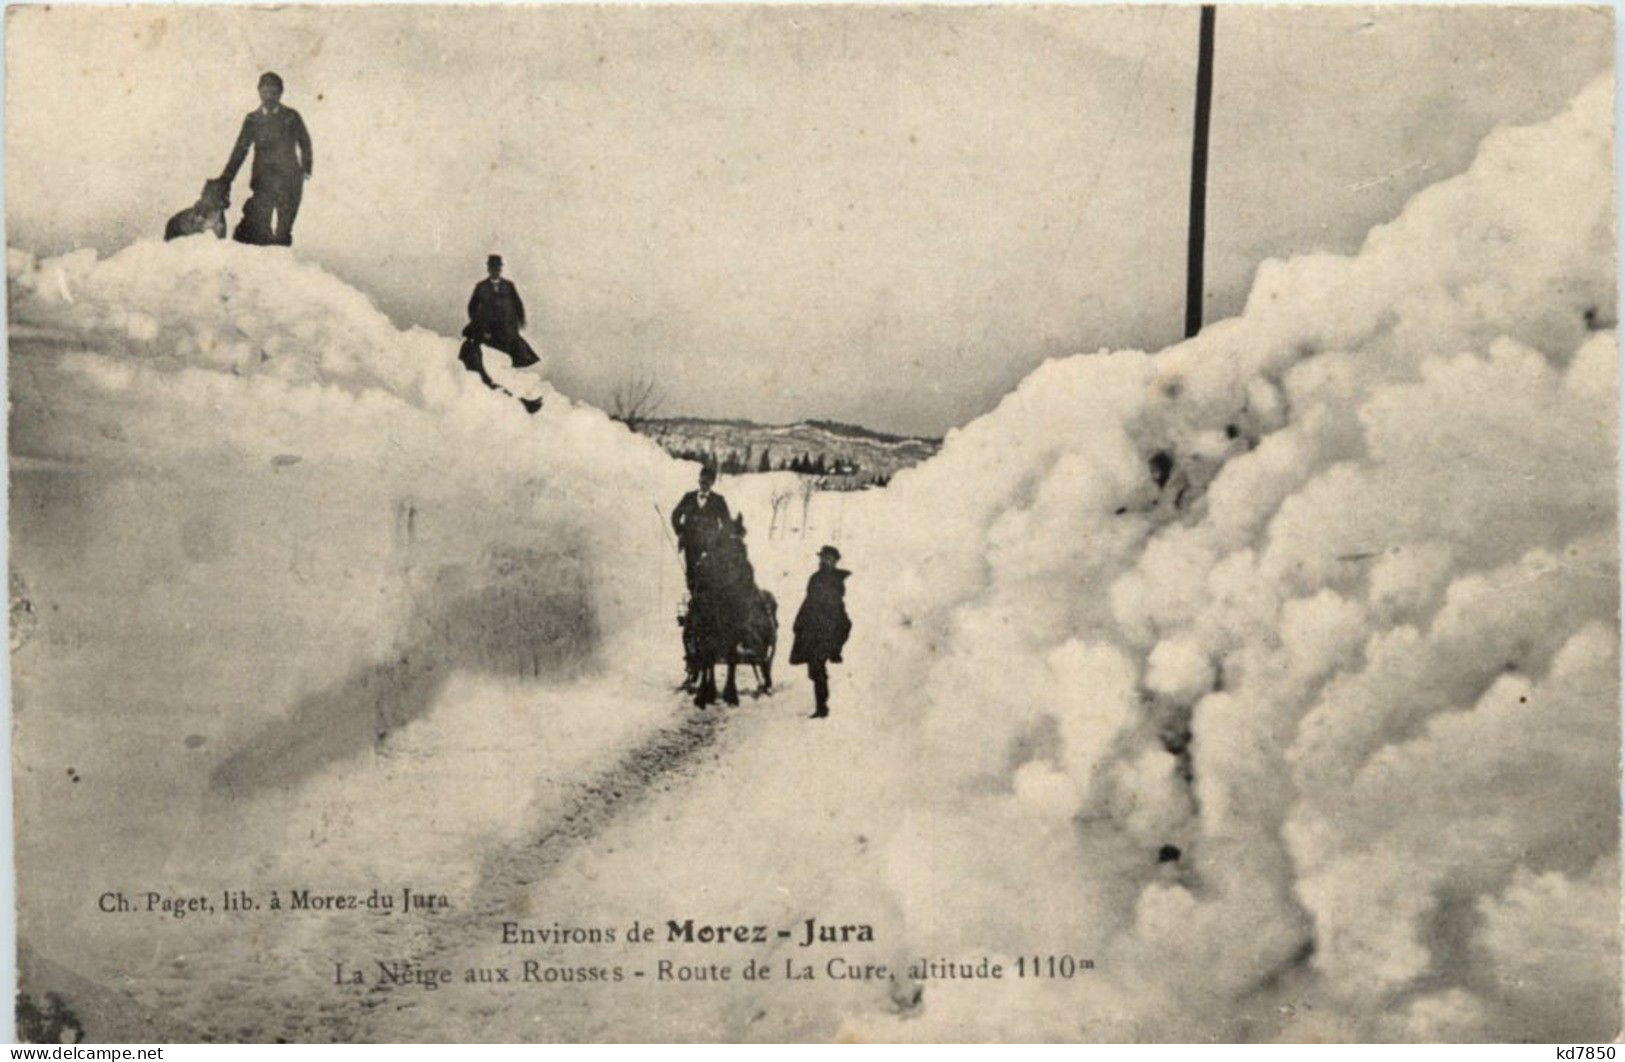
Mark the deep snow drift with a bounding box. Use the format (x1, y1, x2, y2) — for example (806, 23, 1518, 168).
(838, 74, 1619, 1040)
(8, 76, 1620, 1042)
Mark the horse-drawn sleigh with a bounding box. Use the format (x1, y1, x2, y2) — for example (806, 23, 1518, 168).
(678, 514, 778, 708)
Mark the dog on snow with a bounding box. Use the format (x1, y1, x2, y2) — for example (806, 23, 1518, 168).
(164, 178, 232, 242)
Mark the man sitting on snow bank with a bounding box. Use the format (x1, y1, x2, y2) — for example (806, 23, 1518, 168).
(458, 254, 545, 414)
(465, 255, 540, 369)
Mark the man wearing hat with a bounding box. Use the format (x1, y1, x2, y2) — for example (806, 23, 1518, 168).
(790, 545, 852, 719)
(465, 255, 540, 369)
(220, 72, 313, 246)
(670, 464, 732, 592)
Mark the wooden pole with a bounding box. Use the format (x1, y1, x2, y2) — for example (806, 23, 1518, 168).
(1185, 4, 1216, 338)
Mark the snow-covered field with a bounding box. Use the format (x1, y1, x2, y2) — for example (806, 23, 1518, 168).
(8, 77, 1618, 1042)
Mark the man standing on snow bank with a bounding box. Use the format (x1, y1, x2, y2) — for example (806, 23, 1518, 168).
(790, 545, 851, 719)
(465, 255, 540, 369)
(220, 72, 312, 247)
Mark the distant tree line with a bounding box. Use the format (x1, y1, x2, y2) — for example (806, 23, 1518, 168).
(657, 441, 889, 486)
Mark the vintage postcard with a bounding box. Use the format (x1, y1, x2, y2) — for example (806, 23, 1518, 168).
(5, 3, 1619, 1044)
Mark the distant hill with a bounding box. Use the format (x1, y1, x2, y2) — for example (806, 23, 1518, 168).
(800, 419, 943, 446)
(635, 416, 940, 487)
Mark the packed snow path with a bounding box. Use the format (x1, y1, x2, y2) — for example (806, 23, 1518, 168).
(350, 705, 731, 1032)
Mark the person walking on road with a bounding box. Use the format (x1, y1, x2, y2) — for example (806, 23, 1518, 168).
(790, 545, 851, 719)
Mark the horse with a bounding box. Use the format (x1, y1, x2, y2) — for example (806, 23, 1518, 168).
(684, 515, 777, 708)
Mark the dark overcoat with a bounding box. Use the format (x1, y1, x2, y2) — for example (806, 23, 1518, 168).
(671, 491, 733, 554)
(789, 568, 851, 665)
(222, 106, 313, 191)
(466, 278, 539, 367)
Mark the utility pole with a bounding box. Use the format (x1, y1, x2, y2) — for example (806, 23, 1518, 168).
(1185, 4, 1216, 338)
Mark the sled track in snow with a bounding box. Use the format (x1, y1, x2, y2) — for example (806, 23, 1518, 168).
(350, 700, 737, 1034)
(465, 704, 732, 917)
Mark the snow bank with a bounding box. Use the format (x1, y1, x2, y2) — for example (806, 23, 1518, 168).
(8, 235, 693, 639)
(8, 237, 700, 909)
(829, 76, 1618, 1040)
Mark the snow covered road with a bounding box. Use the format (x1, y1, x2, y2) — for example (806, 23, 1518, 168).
(10, 74, 1622, 1042)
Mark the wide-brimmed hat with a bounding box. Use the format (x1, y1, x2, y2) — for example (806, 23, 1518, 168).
(818, 545, 841, 561)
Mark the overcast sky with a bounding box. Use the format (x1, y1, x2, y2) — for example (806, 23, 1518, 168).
(6, 5, 1612, 435)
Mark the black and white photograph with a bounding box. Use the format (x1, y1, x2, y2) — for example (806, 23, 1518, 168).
(4, 3, 1619, 1044)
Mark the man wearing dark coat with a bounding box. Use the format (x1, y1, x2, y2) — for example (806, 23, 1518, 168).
(220, 72, 312, 247)
(465, 255, 540, 368)
(671, 465, 732, 592)
(790, 545, 852, 719)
